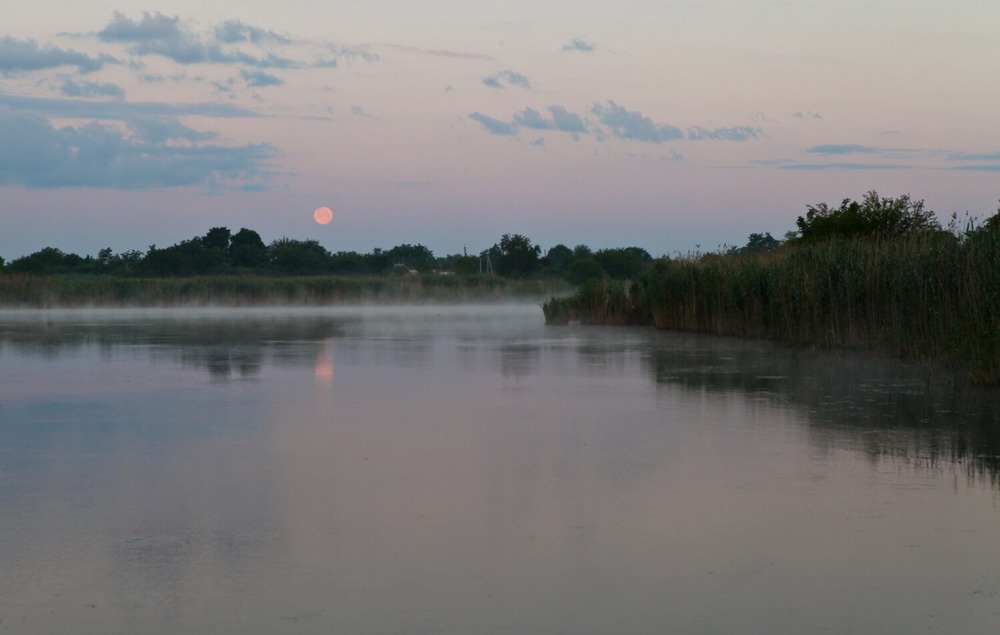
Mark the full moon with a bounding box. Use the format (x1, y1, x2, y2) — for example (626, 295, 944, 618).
(313, 206, 333, 225)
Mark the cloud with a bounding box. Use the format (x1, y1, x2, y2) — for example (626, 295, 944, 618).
(214, 20, 290, 45)
(482, 69, 531, 89)
(791, 111, 822, 120)
(950, 164, 1000, 171)
(0, 36, 110, 74)
(61, 79, 125, 99)
(368, 43, 491, 60)
(548, 105, 587, 133)
(241, 68, 283, 87)
(0, 107, 276, 190)
(97, 11, 208, 64)
(807, 144, 878, 154)
(127, 115, 218, 144)
(98, 11, 182, 43)
(512, 107, 553, 130)
(781, 162, 912, 170)
(948, 151, 1000, 162)
(326, 45, 379, 63)
(531, 136, 545, 146)
(687, 126, 760, 141)
(0, 94, 259, 120)
(95, 11, 367, 71)
(591, 101, 682, 143)
(468, 112, 516, 136)
(947, 151, 1000, 171)
(562, 38, 595, 52)
(351, 104, 375, 118)
(513, 105, 587, 135)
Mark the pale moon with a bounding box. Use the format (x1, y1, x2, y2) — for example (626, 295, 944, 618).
(313, 206, 333, 225)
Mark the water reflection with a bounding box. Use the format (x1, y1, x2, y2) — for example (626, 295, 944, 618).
(3, 307, 1000, 634)
(640, 332, 1000, 486)
(0, 310, 343, 379)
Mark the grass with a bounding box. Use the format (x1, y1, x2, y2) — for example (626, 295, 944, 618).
(544, 231, 1000, 385)
(0, 273, 572, 309)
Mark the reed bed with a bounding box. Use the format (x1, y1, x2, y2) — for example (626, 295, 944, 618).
(0, 274, 571, 308)
(544, 232, 1000, 384)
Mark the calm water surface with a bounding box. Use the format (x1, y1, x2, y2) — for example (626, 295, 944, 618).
(1, 305, 999, 634)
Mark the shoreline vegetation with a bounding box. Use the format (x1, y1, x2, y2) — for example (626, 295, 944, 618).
(543, 193, 1000, 385)
(3, 191, 998, 384)
(0, 274, 569, 308)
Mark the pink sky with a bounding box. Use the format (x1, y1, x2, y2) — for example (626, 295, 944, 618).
(2, 1, 998, 260)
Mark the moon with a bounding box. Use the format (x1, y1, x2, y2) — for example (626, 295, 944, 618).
(313, 206, 333, 225)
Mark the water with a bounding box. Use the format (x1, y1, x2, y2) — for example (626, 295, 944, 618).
(2, 305, 998, 634)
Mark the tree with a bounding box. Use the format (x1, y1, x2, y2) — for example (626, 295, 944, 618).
(543, 244, 574, 274)
(6, 247, 84, 274)
(267, 238, 330, 274)
(593, 247, 652, 279)
(203, 227, 232, 251)
(229, 228, 267, 268)
(445, 253, 479, 275)
(492, 233, 541, 276)
(729, 232, 781, 256)
(795, 191, 940, 242)
(386, 244, 435, 272)
(567, 258, 603, 285)
(142, 237, 227, 276)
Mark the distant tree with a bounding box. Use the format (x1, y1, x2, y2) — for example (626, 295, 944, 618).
(330, 250, 366, 274)
(446, 253, 479, 275)
(229, 228, 267, 268)
(6, 247, 84, 274)
(362, 247, 390, 274)
(267, 238, 330, 274)
(386, 244, 435, 272)
(573, 244, 593, 260)
(492, 233, 541, 276)
(142, 237, 227, 276)
(795, 191, 940, 242)
(729, 232, 781, 256)
(543, 244, 574, 274)
(566, 258, 604, 285)
(203, 227, 232, 251)
(593, 247, 652, 279)
(97, 247, 114, 268)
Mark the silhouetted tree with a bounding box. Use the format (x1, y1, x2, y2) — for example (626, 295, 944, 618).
(567, 258, 603, 285)
(267, 238, 330, 274)
(229, 228, 267, 268)
(796, 191, 940, 242)
(593, 247, 652, 279)
(6, 247, 85, 274)
(492, 233, 541, 276)
(728, 232, 781, 255)
(543, 244, 573, 274)
(203, 227, 232, 251)
(386, 244, 435, 272)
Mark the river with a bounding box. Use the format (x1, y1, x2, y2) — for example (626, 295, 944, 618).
(1, 305, 998, 634)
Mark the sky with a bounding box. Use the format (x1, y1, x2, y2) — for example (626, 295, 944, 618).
(2, 0, 999, 261)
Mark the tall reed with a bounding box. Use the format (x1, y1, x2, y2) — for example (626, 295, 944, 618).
(544, 232, 1000, 384)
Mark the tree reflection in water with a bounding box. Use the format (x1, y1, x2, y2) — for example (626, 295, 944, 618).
(643, 332, 1000, 487)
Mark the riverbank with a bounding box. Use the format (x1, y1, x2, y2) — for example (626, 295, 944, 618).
(543, 232, 1000, 385)
(0, 273, 571, 308)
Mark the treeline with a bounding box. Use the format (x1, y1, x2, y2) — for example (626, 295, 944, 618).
(0, 226, 656, 282)
(544, 192, 1000, 384)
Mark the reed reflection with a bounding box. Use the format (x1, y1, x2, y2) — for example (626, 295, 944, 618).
(641, 332, 1000, 486)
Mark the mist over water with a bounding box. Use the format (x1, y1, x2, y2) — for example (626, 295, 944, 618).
(2, 305, 998, 634)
